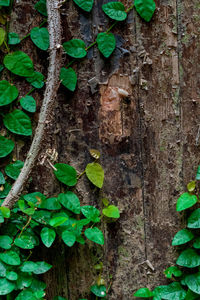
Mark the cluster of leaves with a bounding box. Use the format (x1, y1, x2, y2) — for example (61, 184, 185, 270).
(134, 167, 200, 300)
(0, 150, 120, 299)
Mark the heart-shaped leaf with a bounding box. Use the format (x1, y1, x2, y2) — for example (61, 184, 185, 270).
(20, 95, 36, 113)
(26, 71, 44, 89)
(30, 27, 49, 50)
(63, 39, 87, 58)
(0, 136, 14, 158)
(0, 80, 18, 106)
(4, 51, 34, 77)
(176, 249, 200, 268)
(62, 230, 76, 247)
(8, 32, 20, 45)
(102, 2, 127, 21)
(84, 227, 104, 245)
(41, 227, 56, 248)
(54, 163, 77, 186)
(60, 67, 77, 91)
(3, 109, 32, 136)
(134, 0, 156, 22)
(5, 160, 24, 180)
(73, 0, 93, 12)
(172, 229, 194, 246)
(176, 192, 197, 211)
(102, 205, 120, 218)
(97, 32, 116, 58)
(85, 163, 104, 188)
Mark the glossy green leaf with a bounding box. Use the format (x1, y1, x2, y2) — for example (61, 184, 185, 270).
(0, 261, 7, 277)
(0, 0, 10, 6)
(41, 227, 56, 247)
(24, 192, 45, 205)
(0, 172, 5, 184)
(0, 80, 18, 106)
(33, 261, 52, 274)
(5, 160, 24, 180)
(102, 2, 127, 21)
(15, 290, 36, 300)
(164, 266, 182, 279)
(34, 0, 47, 16)
(20, 261, 38, 272)
(0, 235, 12, 249)
(134, 0, 156, 22)
(193, 237, 200, 249)
(134, 287, 153, 298)
(196, 166, 200, 180)
(185, 273, 200, 294)
(60, 67, 77, 91)
(176, 192, 197, 211)
(3, 109, 32, 136)
(176, 249, 200, 268)
(0, 278, 15, 295)
(54, 163, 77, 186)
(90, 284, 106, 297)
(187, 181, 196, 192)
(49, 216, 68, 227)
(85, 162, 104, 188)
(30, 27, 49, 50)
(4, 51, 34, 77)
(0, 250, 20, 265)
(32, 210, 51, 224)
(0, 136, 14, 158)
(0, 182, 11, 199)
(185, 290, 199, 300)
(58, 192, 80, 214)
(188, 208, 200, 228)
(172, 229, 194, 246)
(26, 71, 44, 89)
(96, 32, 116, 58)
(39, 197, 61, 210)
(73, 0, 93, 12)
(16, 272, 32, 289)
(154, 282, 186, 300)
(63, 39, 87, 58)
(6, 270, 18, 281)
(14, 234, 36, 249)
(18, 200, 35, 215)
(84, 227, 104, 245)
(103, 205, 120, 218)
(0, 28, 5, 46)
(8, 32, 20, 45)
(20, 95, 36, 113)
(0, 206, 10, 218)
(81, 205, 100, 222)
(62, 230, 76, 247)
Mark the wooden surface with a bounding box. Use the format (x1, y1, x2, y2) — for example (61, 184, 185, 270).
(4, 0, 200, 299)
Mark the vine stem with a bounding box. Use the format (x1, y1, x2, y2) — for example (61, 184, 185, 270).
(2, 0, 63, 209)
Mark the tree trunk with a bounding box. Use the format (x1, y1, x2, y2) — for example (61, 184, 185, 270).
(3, 0, 200, 299)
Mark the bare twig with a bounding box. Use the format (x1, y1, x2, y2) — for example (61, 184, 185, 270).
(2, 0, 63, 209)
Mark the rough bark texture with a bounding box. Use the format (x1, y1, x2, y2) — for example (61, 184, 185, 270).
(2, 0, 200, 299)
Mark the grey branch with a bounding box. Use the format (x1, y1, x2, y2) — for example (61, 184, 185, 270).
(2, 0, 63, 209)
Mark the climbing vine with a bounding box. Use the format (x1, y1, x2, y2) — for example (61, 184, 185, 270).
(0, 0, 156, 298)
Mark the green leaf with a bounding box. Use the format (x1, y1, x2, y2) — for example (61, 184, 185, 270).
(3, 109, 32, 136)
(62, 230, 76, 247)
(188, 208, 200, 228)
(20, 95, 36, 113)
(103, 205, 120, 218)
(164, 266, 182, 279)
(102, 2, 127, 21)
(176, 192, 197, 211)
(5, 160, 24, 180)
(176, 249, 200, 268)
(39, 197, 61, 210)
(33, 261, 52, 274)
(0, 0, 10, 7)
(30, 27, 49, 50)
(96, 32, 116, 58)
(6, 270, 18, 281)
(193, 237, 200, 249)
(8, 32, 20, 45)
(34, 0, 47, 16)
(20, 261, 38, 272)
(54, 163, 77, 186)
(60, 67, 77, 91)
(134, 287, 153, 298)
(187, 181, 196, 192)
(41, 227, 56, 247)
(0, 80, 18, 106)
(63, 39, 87, 58)
(15, 290, 36, 300)
(154, 282, 186, 300)
(26, 71, 44, 89)
(49, 216, 68, 227)
(0, 261, 7, 277)
(0, 278, 15, 295)
(185, 273, 200, 295)
(185, 290, 199, 300)
(172, 229, 194, 246)
(4, 51, 34, 77)
(73, 0, 93, 11)
(32, 210, 51, 224)
(81, 205, 100, 222)
(90, 284, 106, 298)
(58, 192, 80, 214)
(0, 171, 5, 184)
(196, 166, 200, 180)
(0, 136, 14, 158)
(0, 235, 12, 249)
(0, 207, 10, 218)
(0, 182, 11, 199)
(134, 0, 156, 22)
(85, 163, 104, 188)
(18, 200, 35, 215)
(29, 278, 46, 291)
(14, 234, 36, 249)
(24, 192, 45, 205)
(0, 250, 20, 265)
(16, 272, 32, 289)
(0, 65, 4, 73)
(0, 28, 5, 46)
(84, 227, 104, 245)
